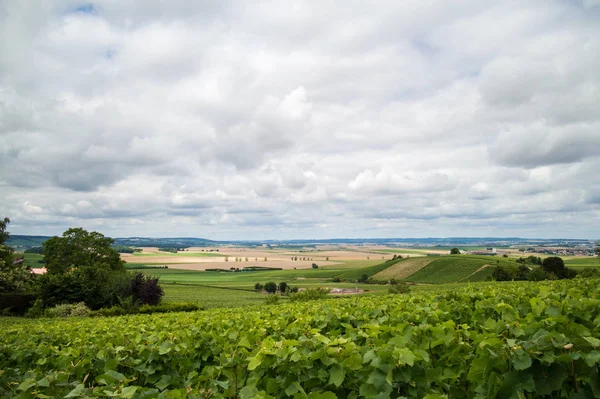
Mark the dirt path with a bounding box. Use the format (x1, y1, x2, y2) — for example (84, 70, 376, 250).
(457, 264, 491, 282)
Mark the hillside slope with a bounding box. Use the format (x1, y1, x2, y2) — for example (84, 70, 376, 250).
(403, 255, 517, 284)
(371, 257, 435, 280)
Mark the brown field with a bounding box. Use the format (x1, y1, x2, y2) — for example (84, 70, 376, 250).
(120, 246, 398, 271)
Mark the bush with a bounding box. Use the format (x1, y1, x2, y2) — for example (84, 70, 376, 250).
(578, 268, 600, 278)
(289, 287, 330, 302)
(45, 302, 91, 318)
(0, 292, 36, 315)
(130, 273, 164, 305)
(358, 274, 368, 283)
(263, 281, 277, 294)
(254, 282, 263, 291)
(278, 282, 288, 293)
(388, 282, 410, 294)
(90, 302, 201, 317)
(265, 295, 280, 305)
(311, 263, 318, 269)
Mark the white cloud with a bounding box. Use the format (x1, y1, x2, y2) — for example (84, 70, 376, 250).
(1, 0, 599, 239)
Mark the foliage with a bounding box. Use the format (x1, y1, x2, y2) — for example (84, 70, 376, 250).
(130, 272, 163, 305)
(450, 247, 460, 254)
(388, 281, 410, 294)
(263, 281, 277, 294)
(264, 294, 280, 305)
(577, 267, 600, 278)
(3, 280, 600, 397)
(288, 287, 331, 302)
(517, 255, 542, 265)
(254, 282, 263, 291)
(278, 281, 288, 293)
(312, 263, 319, 269)
(542, 256, 577, 279)
(45, 302, 91, 318)
(0, 218, 32, 292)
(0, 292, 36, 315)
(43, 227, 125, 274)
(90, 302, 201, 317)
(23, 246, 44, 254)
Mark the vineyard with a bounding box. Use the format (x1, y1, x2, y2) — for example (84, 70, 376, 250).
(2, 279, 600, 398)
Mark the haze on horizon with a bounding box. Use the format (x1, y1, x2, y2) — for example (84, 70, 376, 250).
(1, 1, 599, 241)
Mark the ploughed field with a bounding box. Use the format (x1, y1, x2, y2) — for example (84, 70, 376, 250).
(2, 279, 600, 398)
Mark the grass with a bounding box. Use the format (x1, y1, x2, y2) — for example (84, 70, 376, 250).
(337, 258, 403, 281)
(404, 255, 517, 284)
(20, 253, 45, 269)
(371, 258, 434, 280)
(161, 284, 267, 309)
(564, 257, 600, 269)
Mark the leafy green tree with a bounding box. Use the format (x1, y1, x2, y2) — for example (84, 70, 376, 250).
(278, 281, 288, 293)
(263, 281, 277, 294)
(541, 256, 575, 279)
(450, 248, 460, 255)
(0, 217, 32, 292)
(43, 228, 124, 274)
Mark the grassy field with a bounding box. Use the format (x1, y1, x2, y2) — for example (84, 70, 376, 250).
(21, 253, 44, 269)
(161, 284, 267, 308)
(404, 255, 517, 284)
(372, 257, 434, 280)
(564, 257, 600, 269)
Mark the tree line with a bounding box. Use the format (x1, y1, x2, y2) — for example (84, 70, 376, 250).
(0, 218, 164, 316)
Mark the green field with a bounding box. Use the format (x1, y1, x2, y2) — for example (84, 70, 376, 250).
(161, 284, 267, 308)
(21, 252, 44, 269)
(3, 279, 600, 398)
(564, 257, 600, 269)
(404, 255, 517, 284)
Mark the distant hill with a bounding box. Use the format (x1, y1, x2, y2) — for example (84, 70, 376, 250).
(112, 237, 218, 248)
(6, 235, 51, 249)
(7, 235, 218, 249)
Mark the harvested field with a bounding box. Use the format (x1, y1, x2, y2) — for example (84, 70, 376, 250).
(371, 257, 434, 280)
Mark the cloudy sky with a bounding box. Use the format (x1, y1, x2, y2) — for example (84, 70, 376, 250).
(1, 1, 599, 240)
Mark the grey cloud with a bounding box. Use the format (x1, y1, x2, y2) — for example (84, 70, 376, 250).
(1, 1, 600, 239)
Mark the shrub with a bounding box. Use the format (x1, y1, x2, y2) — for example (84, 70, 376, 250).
(254, 282, 263, 291)
(358, 274, 368, 283)
(26, 299, 45, 318)
(289, 287, 330, 302)
(263, 281, 277, 294)
(265, 295, 280, 305)
(578, 268, 600, 278)
(278, 282, 288, 293)
(311, 263, 318, 269)
(130, 272, 163, 305)
(45, 302, 91, 318)
(388, 282, 410, 294)
(0, 292, 36, 315)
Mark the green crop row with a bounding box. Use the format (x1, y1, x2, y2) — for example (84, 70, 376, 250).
(1, 279, 600, 398)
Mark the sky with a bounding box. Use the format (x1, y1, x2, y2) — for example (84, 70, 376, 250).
(1, 1, 599, 240)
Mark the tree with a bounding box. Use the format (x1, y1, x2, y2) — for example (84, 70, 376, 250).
(254, 282, 263, 291)
(450, 248, 460, 255)
(263, 281, 277, 294)
(0, 217, 32, 292)
(541, 256, 576, 279)
(43, 228, 124, 274)
(312, 263, 318, 269)
(278, 281, 288, 293)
